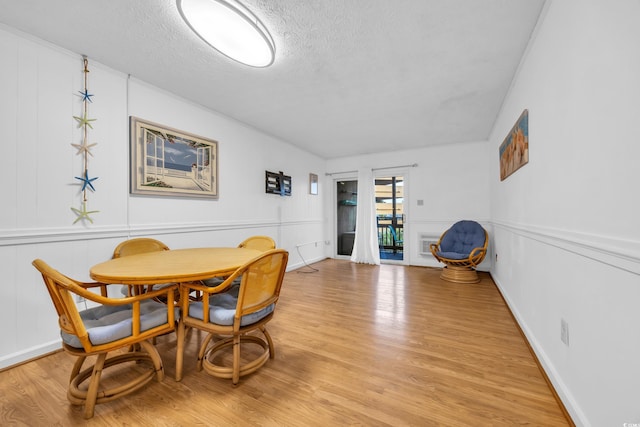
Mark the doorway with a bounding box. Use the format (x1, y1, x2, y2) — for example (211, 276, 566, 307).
(336, 179, 358, 256)
(375, 176, 404, 262)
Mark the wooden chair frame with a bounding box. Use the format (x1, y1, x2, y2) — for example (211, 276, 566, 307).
(112, 238, 171, 296)
(237, 235, 276, 252)
(32, 259, 177, 419)
(176, 249, 288, 384)
(112, 237, 170, 259)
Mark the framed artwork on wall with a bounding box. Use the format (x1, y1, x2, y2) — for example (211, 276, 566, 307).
(499, 109, 529, 181)
(130, 117, 218, 198)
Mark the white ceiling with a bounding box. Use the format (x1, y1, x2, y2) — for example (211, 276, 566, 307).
(0, 0, 545, 159)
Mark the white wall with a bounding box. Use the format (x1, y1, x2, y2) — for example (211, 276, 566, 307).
(489, 0, 640, 425)
(0, 26, 326, 369)
(4, 2, 639, 423)
(324, 141, 491, 268)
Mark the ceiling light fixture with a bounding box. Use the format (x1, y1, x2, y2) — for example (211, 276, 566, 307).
(177, 0, 275, 67)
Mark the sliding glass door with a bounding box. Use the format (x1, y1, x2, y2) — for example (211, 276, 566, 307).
(336, 179, 358, 256)
(375, 176, 404, 262)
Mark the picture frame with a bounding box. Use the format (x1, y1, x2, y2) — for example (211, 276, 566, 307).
(499, 109, 529, 181)
(265, 170, 292, 196)
(309, 173, 318, 195)
(130, 117, 218, 198)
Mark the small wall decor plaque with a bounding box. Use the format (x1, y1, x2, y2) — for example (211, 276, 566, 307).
(309, 173, 318, 195)
(265, 171, 291, 196)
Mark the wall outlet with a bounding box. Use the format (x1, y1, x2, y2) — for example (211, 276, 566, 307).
(315, 241, 318, 247)
(495, 253, 498, 262)
(560, 318, 570, 346)
(324, 240, 330, 245)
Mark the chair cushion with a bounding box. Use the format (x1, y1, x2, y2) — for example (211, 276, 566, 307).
(201, 276, 241, 287)
(439, 220, 485, 255)
(436, 251, 470, 260)
(61, 300, 177, 348)
(120, 282, 175, 296)
(188, 284, 274, 326)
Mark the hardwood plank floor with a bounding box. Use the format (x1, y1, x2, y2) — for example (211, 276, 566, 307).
(0, 259, 570, 426)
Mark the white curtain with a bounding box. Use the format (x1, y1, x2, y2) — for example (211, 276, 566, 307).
(350, 168, 380, 265)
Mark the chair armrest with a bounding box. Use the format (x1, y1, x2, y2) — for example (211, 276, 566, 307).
(179, 270, 244, 323)
(71, 280, 178, 307)
(76, 281, 110, 297)
(429, 241, 443, 261)
(467, 247, 487, 267)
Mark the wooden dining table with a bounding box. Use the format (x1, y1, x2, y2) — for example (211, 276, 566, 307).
(90, 247, 262, 285)
(90, 246, 263, 381)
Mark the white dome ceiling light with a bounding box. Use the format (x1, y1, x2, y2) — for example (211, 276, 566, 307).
(177, 0, 275, 67)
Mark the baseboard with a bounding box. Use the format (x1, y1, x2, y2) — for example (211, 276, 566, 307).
(0, 340, 62, 371)
(287, 256, 327, 272)
(490, 272, 586, 427)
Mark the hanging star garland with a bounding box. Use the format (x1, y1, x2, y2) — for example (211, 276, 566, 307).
(75, 170, 98, 192)
(70, 56, 100, 224)
(71, 202, 100, 224)
(71, 140, 98, 156)
(73, 113, 96, 129)
(78, 89, 94, 103)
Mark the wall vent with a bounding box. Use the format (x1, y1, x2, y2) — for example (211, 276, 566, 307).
(419, 235, 439, 256)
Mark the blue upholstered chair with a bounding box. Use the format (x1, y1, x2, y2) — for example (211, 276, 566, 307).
(176, 248, 288, 383)
(32, 259, 178, 419)
(430, 220, 488, 283)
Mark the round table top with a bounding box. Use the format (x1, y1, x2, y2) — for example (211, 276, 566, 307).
(90, 247, 262, 285)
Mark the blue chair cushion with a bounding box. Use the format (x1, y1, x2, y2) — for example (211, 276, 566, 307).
(188, 284, 274, 326)
(436, 251, 471, 260)
(61, 300, 177, 349)
(439, 220, 486, 256)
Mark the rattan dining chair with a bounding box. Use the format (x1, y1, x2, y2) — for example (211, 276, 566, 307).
(32, 259, 177, 419)
(175, 249, 288, 383)
(201, 235, 276, 287)
(112, 238, 170, 296)
(237, 235, 276, 252)
(112, 237, 170, 259)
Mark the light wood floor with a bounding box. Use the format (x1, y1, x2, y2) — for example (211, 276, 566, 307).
(0, 259, 571, 426)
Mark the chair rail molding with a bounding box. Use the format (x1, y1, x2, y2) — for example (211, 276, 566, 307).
(0, 218, 323, 247)
(491, 220, 640, 275)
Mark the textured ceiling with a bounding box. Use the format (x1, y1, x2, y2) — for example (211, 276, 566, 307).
(0, 0, 545, 159)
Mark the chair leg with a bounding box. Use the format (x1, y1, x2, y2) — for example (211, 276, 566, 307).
(84, 352, 107, 419)
(70, 355, 87, 384)
(197, 333, 216, 372)
(139, 340, 164, 382)
(176, 319, 185, 381)
(232, 335, 241, 385)
(261, 326, 275, 359)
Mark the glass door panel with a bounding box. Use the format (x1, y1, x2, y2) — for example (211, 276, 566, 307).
(375, 176, 403, 261)
(336, 180, 358, 256)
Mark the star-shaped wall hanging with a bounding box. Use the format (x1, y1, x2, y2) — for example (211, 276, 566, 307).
(71, 203, 99, 224)
(78, 89, 94, 103)
(73, 114, 96, 129)
(71, 140, 98, 156)
(74, 170, 98, 192)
